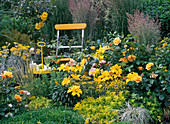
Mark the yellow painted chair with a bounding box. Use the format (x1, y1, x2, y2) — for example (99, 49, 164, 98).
(55, 23, 87, 61)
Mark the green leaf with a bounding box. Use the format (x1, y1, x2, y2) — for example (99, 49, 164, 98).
(167, 87, 170, 93)
(136, 60, 140, 65)
(159, 95, 164, 100)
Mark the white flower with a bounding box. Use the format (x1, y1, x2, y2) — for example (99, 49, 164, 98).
(5, 114, 8, 118)
(100, 60, 106, 64)
(25, 105, 29, 108)
(4, 112, 13, 118)
(29, 47, 34, 52)
(8, 104, 12, 108)
(23, 91, 30, 95)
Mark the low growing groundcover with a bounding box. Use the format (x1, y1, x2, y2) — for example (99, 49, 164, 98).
(0, 106, 84, 124)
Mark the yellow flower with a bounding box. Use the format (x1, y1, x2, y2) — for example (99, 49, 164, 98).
(41, 12, 48, 21)
(110, 64, 122, 78)
(10, 47, 17, 52)
(128, 55, 136, 62)
(119, 57, 128, 62)
(61, 77, 71, 86)
(146, 62, 154, 70)
(39, 22, 44, 27)
(57, 64, 66, 72)
(80, 59, 87, 66)
(113, 37, 121, 45)
(2, 46, 7, 49)
(126, 72, 139, 83)
(75, 65, 83, 73)
(162, 43, 167, 48)
(0, 51, 3, 55)
(54, 79, 58, 85)
(4, 71, 13, 78)
(35, 23, 41, 30)
(90, 46, 95, 50)
(134, 75, 142, 83)
(71, 74, 81, 80)
(67, 85, 82, 97)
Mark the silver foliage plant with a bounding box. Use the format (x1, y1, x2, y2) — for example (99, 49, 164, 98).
(120, 102, 153, 124)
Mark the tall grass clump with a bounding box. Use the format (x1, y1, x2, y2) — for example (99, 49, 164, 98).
(68, 0, 102, 40)
(120, 102, 153, 124)
(104, 0, 143, 35)
(127, 10, 161, 51)
(12, 60, 34, 86)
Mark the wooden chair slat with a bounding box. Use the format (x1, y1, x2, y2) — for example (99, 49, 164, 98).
(55, 23, 87, 30)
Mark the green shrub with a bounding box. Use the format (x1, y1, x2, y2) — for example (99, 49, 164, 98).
(0, 72, 29, 119)
(0, 106, 84, 124)
(28, 96, 52, 110)
(143, 0, 170, 37)
(74, 90, 129, 123)
(24, 72, 57, 98)
(129, 91, 163, 123)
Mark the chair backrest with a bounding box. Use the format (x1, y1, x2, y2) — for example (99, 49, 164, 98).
(54, 23, 87, 56)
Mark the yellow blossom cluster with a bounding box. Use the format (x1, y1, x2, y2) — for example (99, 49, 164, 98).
(74, 91, 127, 123)
(146, 62, 154, 70)
(35, 12, 48, 30)
(1, 71, 13, 78)
(67, 85, 82, 97)
(126, 72, 142, 83)
(0, 43, 10, 57)
(94, 45, 110, 62)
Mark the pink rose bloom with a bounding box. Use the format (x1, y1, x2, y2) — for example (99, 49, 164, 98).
(100, 60, 106, 64)
(89, 67, 96, 76)
(92, 63, 97, 67)
(68, 59, 76, 66)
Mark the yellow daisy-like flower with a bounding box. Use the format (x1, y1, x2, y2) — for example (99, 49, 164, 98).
(35, 23, 41, 30)
(41, 12, 48, 21)
(2, 46, 7, 49)
(39, 22, 44, 27)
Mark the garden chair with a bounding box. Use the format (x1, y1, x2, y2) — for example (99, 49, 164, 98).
(55, 23, 87, 61)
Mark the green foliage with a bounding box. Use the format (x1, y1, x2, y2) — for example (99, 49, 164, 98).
(1, 30, 32, 46)
(74, 91, 129, 123)
(52, 84, 81, 107)
(51, 72, 82, 107)
(0, 75, 16, 119)
(24, 73, 54, 98)
(0, 73, 29, 119)
(104, 0, 143, 35)
(143, 0, 170, 37)
(28, 96, 52, 110)
(0, 106, 84, 124)
(129, 91, 163, 123)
